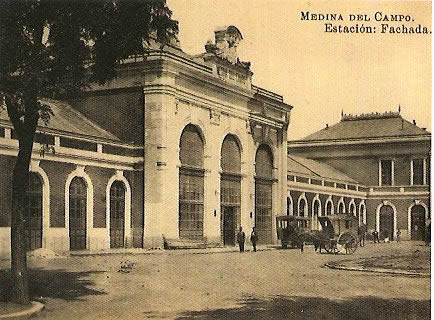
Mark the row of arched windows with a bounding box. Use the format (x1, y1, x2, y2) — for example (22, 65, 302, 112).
(24, 172, 128, 251)
(287, 195, 367, 226)
(178, 124, 275, 243)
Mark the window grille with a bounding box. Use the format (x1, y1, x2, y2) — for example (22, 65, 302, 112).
(24, 173, 42, 250)
(179, 125, 204, 239)
(69, 177, 87, 250)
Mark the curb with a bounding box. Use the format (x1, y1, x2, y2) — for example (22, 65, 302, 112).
(69, 246, 276, 257)
(325, 263, 430, 277)
(0, 301, 44, 319)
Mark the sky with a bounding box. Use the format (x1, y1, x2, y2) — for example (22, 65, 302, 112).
(167, 0, 431, 140)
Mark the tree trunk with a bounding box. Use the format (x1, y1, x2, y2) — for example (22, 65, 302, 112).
(9, 88, 39, 304)
(10, 135, 35, 304)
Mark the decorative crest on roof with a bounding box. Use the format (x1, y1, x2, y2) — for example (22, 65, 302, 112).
(341, 111, 401, 121)
(204, 26, 249, 67)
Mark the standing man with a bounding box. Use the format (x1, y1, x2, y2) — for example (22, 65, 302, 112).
(372, 230, 379, 243)
(358, 224, 366, 247)
(237, 226, 246, 252)
(250, 227, 258, 252)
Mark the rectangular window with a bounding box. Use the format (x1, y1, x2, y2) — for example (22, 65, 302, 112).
(380, 160, 393, 186)
(412, 159, 425, 185)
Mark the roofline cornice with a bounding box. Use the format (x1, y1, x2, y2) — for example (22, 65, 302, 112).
(288, 134, 431, 148)
(144, 50, 293, 111)
(0, 119, 143, 149)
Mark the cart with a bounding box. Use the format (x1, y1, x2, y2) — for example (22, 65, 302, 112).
(315, 214, 359, 254)
(276, 215, 311, 249)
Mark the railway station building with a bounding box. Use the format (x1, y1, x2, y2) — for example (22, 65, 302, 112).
(287, 112, 431, 241)
(0, 25, 430, 258)
(0, 26, 292, 257)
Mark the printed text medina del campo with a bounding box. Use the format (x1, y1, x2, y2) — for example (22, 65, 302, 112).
(301, 11, 431, 34)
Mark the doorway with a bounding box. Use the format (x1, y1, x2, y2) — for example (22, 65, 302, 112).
(411, 205, 426, 240)
(110, 181, 126, 248)
(222, 206, 235, 246)
(379, 205, 394, 240)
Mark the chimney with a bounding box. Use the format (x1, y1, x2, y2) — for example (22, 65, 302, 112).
(325, 124, 329, 129)
(413, 120, 416, 125)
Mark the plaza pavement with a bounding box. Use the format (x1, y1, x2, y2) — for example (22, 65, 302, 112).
(0, 241, 430, 319)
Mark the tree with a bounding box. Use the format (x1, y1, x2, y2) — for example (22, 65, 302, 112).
(0, 0, 178, 304)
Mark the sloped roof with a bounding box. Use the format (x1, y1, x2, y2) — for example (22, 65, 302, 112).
(287, 155, 357, 183)
(0, 99, 119, 141)
(298, 113, 429, 142)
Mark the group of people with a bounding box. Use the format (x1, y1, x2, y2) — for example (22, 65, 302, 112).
(236, 226, 258, 252)
(237, 225, 431, 252)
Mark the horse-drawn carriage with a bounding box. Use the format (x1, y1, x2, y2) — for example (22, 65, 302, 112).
(276, 215, 311, 249)
(276, 214, 359, 254)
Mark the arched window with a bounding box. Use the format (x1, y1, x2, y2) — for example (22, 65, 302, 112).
(326, 200, 333, 216)
(359, 203, 366, 225)
(179, 125, 204, 239)
(313, 200, 320, 217)
(287, 196, 293, 215)
(69, 177, 87, 250)
(24, 173, 43, 250)
(221, 135, 241, 173)
(299, 198, 307, 217)
(349, 201, 356, 216)
(338, 200, 345, 214)
(255, 144, 273, 244)
(221, 135, 241, 246)
(110, 181, 126, 248)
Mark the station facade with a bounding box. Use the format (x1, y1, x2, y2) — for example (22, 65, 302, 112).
(0, 26, 430, 258)
(0, 26, 292, 257)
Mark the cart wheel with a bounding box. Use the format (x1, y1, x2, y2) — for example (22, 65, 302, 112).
(338, 232, 358, 254)
(323, 240, 333, 253)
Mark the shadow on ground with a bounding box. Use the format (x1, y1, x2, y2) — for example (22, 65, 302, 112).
(0, 269, 105, 302)
(175, 295, 430, 320)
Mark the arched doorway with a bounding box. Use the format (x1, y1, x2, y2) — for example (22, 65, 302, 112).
(411, 205, 426, 240)
(379, 205, 394, 240)
(220, 134, 241, 246)
(349, 201, 356, 217)
(313, 199, 321, 230)
(24, 173, 43, 250)
(299, 197, 307, 217)
(325, 199, 333, 216)
(179, 124, 204, 239)
(255, 144, 273, 244)
(110, 180, 126, 248)
(69, 177, 87, 250)
(337, 200, 345, 214)
(287, 195, 293, 215)
(359, 203, 366, 226)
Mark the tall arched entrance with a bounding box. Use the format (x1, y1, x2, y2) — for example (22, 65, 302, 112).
(110, 180, 126, 248)
(24, 173, 43, 250)
(255, 144, 273, 244)
(179, 124, 204, 239)
(359, 203, 366, 226)
(379, 205, 394, 240)
(337, 201, 345, 214)
(325, 200, 333, 216)
(69, 177, 87, 250)
(220, 135, 241, 246)
(411, 205, 426, 240)
(313, 199, 321, 230)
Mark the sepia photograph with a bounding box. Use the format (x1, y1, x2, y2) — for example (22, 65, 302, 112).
(0, 0, 431, 319)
